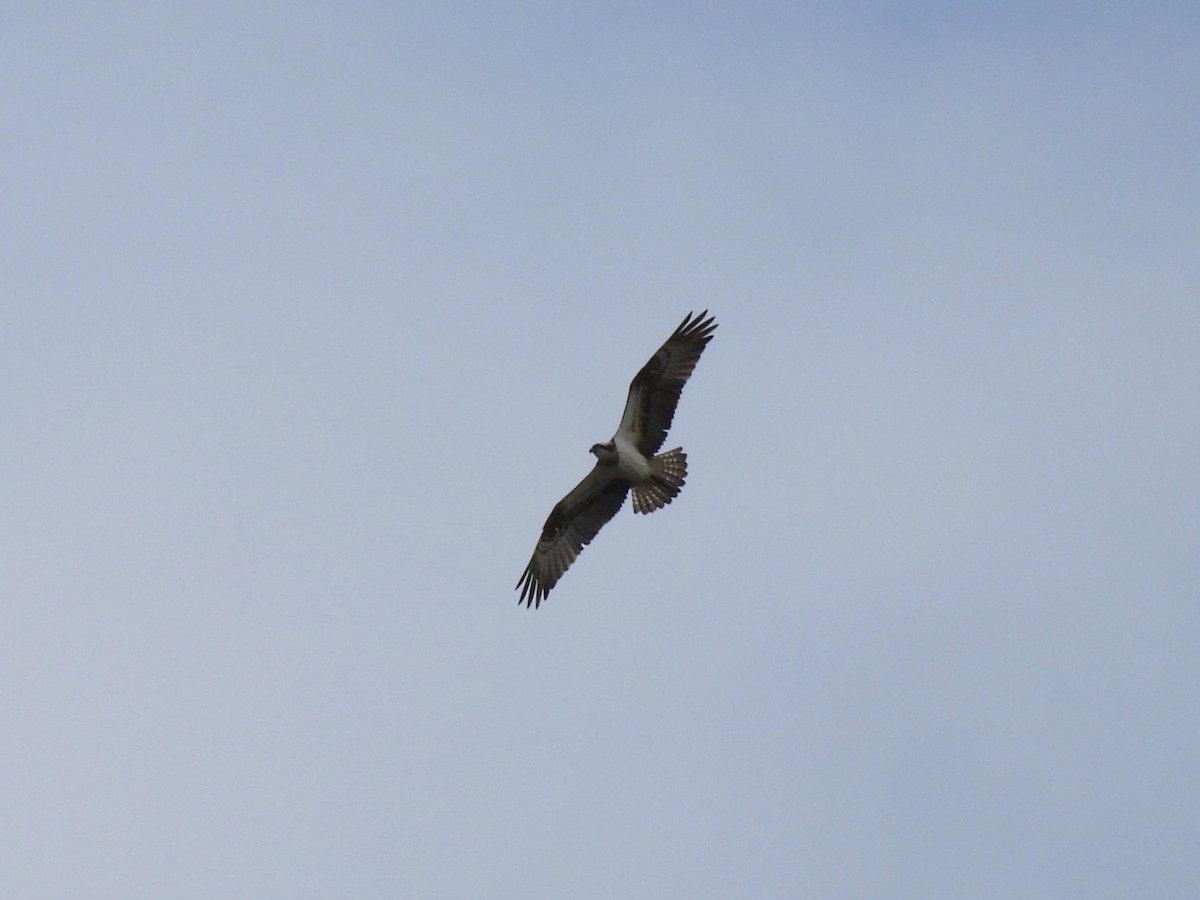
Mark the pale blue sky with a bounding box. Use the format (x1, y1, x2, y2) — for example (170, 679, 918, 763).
(3, 3, 1199, 897)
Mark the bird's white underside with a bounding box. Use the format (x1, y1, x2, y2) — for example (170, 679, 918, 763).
(613, 431, 652, 480)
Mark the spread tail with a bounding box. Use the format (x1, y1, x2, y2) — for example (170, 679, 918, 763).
(631, 448, 687, 514)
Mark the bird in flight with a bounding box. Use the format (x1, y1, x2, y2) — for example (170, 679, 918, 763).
(516, 310, 718, 608)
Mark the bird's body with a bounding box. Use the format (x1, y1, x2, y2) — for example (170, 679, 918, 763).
(516, 311, 717, 608)
(611, 432, 651, 480)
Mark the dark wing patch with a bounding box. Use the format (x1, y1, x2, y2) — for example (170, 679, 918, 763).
(516, 473, 630, 608)
(618, 310, 718, 456)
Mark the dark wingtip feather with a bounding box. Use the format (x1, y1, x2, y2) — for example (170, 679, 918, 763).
(675, 310, 718, 342)
(516, 567, 548, 609)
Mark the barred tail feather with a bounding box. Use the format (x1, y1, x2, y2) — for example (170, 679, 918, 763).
(631, 448, 687, 514)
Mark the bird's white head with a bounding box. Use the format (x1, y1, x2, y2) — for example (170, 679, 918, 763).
(589, 440, 618, 464)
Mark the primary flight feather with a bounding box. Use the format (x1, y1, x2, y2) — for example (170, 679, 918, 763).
(516, 310, 717, 608)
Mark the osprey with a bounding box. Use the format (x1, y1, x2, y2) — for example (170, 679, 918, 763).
(516, 310, 718, 608)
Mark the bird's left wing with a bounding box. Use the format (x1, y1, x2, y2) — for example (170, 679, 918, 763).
(516, 467, 629, 608)
(616, 310, 718, 456)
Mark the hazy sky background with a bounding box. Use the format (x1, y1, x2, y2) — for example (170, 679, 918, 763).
(4, 3, 1199, 897)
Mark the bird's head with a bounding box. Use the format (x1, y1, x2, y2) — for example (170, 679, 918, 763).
(589, 440, 618, 464)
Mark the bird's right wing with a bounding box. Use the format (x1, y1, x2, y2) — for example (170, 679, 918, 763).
(516, 467, 629, 608)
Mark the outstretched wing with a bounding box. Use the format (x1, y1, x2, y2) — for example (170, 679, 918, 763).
(616, 310, 718, 456)
(516, 467, 630, 608)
